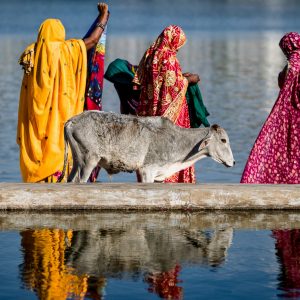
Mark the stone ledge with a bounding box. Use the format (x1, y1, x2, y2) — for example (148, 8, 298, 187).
(0, 183, 300, 210)
(1, 211, 300, 230)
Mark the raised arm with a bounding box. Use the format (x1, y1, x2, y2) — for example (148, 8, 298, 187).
(83, 2, 109, 51)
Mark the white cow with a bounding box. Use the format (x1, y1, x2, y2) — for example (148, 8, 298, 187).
(59, 111, 235, 182)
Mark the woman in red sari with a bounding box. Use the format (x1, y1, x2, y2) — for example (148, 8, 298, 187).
(133, 25, 200, 183)
(241, 32, 300, 183)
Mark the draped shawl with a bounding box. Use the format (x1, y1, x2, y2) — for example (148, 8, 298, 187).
(133, 25, 189, 123)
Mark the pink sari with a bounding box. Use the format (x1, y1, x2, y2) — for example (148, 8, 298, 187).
(241, 32, 300, 184)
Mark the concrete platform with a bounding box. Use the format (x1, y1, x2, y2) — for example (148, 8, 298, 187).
(0, 182, 300, 210)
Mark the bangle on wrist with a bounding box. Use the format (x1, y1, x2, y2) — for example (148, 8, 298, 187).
(96, 22, 105, 30)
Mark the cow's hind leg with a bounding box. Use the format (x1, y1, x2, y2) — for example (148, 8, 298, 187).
(79, 157, 99, 183)
(65, 125, 83, 183)
(67, 159, 80, 182)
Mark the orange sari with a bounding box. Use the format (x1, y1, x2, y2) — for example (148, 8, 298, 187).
(133, 25, 195, 183)
(17, 19, 87, 182)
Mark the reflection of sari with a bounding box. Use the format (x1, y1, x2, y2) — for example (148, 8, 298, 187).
(20, 229, 107, 300)
(20, 229, 89, 300)
(241, 32, 300, 183)
(272, 230, 300, 298)
(145, 264, 183, 300)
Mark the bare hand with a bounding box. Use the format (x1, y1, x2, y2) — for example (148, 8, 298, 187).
(183, 72, 192, 77)
(185, 73, 200, 84)
(98, 3, 109, 23)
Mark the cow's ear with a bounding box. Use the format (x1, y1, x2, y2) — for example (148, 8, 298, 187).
(198, 135, 212, 151)
(211, 124, 221, 133)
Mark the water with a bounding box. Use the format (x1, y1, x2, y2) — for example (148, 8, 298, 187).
(1, 0, 300, 182)
(1, 211, 300, 299)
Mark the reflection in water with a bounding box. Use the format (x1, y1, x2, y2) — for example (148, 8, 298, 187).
(145, 264, 183, 300)
(273, 230, 300, 299)
(67, 227, 233, 275)
(19, 220, 233, 299)
(20, 229, 107, 300)
(3, 211, 299, 299)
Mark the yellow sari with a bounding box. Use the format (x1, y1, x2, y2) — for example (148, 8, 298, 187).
(17, 19, 87, 182)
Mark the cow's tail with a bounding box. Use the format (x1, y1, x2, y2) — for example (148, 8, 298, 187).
(57, 122, 70, 183)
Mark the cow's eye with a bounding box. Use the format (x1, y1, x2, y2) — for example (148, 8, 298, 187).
(221, 139, 226, 143)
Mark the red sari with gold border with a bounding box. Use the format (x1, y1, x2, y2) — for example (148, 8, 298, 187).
(133, 25, 195, 183)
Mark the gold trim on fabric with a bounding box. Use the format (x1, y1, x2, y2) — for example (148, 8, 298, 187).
(163, 78, 188, 123)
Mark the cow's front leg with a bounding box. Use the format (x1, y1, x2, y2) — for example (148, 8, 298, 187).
(137, 168, 155, 183)
(136, 168, 155, 183)
(67, 160, 80, 182)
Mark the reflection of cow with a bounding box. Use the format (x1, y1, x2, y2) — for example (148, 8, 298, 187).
(183, 228, 233, 267)
(59, 111, 235, 182)
(65, 226, 234, 278)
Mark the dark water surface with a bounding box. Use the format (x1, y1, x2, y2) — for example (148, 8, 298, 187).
(1, 211, 300, 300)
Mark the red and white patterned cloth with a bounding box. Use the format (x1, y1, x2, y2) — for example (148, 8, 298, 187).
(133, 25, 195, 183)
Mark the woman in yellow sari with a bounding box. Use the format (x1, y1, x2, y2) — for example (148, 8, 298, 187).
(17, 3, 108, 182)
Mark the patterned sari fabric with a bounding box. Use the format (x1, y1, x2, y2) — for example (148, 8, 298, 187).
(84, 17, 108, 182)
(17, 19, 87, 183)
(133, 25, 195, 183)
(84, 18, 108, 111)
(241, 32, 300, 184)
